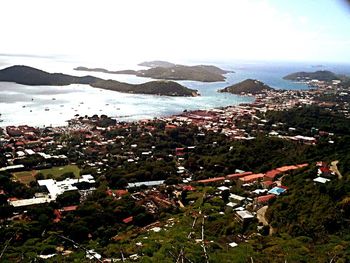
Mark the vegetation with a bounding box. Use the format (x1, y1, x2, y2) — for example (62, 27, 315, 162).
(1, 106, 350, 261)
(283, 70, 340, 81)
(219, 79, 274, 94)
(0, 65, 198, 96)
(75, 62, 232, 82)
(13, 164, 80, 185)
(265, 106, 350, 135)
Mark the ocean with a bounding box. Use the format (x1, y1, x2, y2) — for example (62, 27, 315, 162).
(1, 55, 350, 127)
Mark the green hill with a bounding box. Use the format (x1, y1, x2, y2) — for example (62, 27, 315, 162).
(219, 79, 274, 95)
(75, 61, 233, 82)
(0, 65, 198, 97)
(283, 70, 340, 81)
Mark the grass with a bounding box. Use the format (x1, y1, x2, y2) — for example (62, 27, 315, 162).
(12, 170, 37, 185)
(13, 164, 80, 185)
(37, 164, 80, 178)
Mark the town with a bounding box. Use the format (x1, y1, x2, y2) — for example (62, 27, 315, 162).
(0, 77, 349, 262)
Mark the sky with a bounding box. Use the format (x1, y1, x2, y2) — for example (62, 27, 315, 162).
(1, 0, 350, 64)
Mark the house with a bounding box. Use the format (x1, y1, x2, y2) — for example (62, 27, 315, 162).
(255, 194, 276, 204)
(261, 180, 276, 189)
(239, 173, 264, 184)
(229, 194, 246, 203)
(313, 177, 331, 184)
(226, 171, 252, 180)
(264, 169, 281, 181)
(122, 216, 133, 224)
(127, 180, 164, 188)
(268, 187, 286, 196)
(196, 177, 225, 184)
(235, 210, 254, 224)
(217, 186, 230, 192)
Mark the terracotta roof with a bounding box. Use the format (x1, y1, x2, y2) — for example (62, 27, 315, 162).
(226, 171, 253, 179)
(264, 170, 282, 179)
(183, 185, 196, 191)
(297, 163, 309, 168)
(256, 194, 276, 203)
(62, 205, 78, 212)
(115, 190, 129, 196)
(276, 165, 299, 172)
(165, 125, 177, 129)
(122, 216, 133, 224)
(261, 180, 275, 187)
(276, 163, 309, 172)
(196, 177, 226, 184)
(239, 173, 264, 183)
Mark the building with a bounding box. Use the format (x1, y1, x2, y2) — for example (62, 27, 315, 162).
(235, 210, 254, 225)
(38, 174, 96, 200)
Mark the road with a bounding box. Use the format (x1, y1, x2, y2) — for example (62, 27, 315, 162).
(330, 160, 342, 179)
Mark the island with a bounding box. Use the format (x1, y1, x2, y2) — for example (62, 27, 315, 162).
(0, 65, 198, 97)
(218, 79, 274, 95)
(74, 60, 233, 82)
(138, 60, 176, 68)
(283, 70, 340, 82)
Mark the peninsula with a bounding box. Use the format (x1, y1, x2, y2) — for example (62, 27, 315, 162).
(0, 65, 198, 97)
(75, 60, 232, 82)
(219, 79, 274, 95)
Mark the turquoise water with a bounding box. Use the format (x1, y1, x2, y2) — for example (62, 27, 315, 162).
(0, 55, 349, 127)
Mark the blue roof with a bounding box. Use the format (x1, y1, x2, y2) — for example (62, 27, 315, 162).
(268, 187, 286, 195)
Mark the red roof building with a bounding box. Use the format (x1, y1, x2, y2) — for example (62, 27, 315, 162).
(264, 170, 282, 180)
(276, 165, 298, 172)
(62, 205, 78, 212)
(256, 194, 276, 204)
(183, 185, 196, 191)
(122, 216, 133, 224)
(226, 171, 253, 180)
(239, 173, 264, 183)
(261, 180, 276, 189)
(165, 124, 177, 130)
(176, 148, 185, 156)
(196, 177, 226, 184)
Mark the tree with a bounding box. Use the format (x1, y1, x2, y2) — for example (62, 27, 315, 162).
(56, 191, 81, 207)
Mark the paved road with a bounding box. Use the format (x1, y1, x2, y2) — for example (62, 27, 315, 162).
(257, 206, 269, 226)
(330, 160, 342, 179)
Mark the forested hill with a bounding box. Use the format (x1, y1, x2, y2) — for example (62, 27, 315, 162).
(283, 70, 340, 81)
(0, 65, 198, 96)
(75, 61, 232, 82)
(219, 79, 274, 94)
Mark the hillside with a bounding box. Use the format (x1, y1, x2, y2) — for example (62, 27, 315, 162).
(0, 65, 198, 97)
(74, 66, 137, 75)
(219, 79, 274, 95)
(283, 70, 340, 81)
(0, 65, 101, 86)
(138, 60, 176, 68)
(91, 80, 198, 97)
(75, 62, 232, 82)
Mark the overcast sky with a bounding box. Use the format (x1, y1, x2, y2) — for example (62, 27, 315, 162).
(1, 0, 350, 64)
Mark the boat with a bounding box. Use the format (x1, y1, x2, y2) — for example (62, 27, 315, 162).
(45, 108, 49, 111)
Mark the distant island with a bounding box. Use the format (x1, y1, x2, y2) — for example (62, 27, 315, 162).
(219, 79, 274, 95)
(138, 60, 176, 68)
(75, 60, 233, 82)
(283, 70, 340, 82)
(0, 65, 198, 97)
